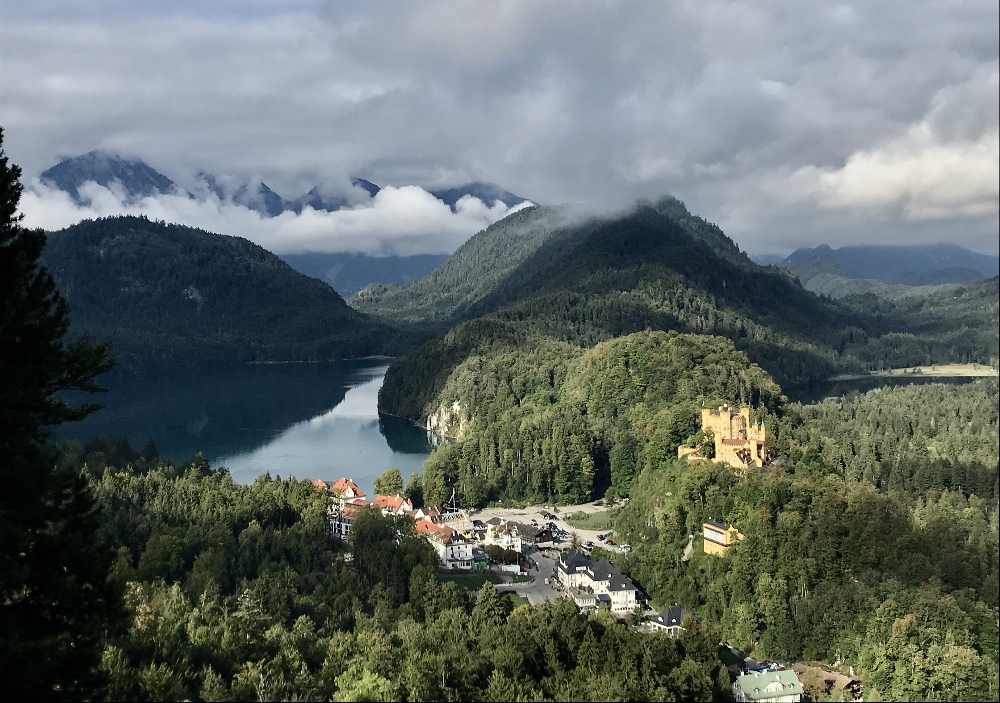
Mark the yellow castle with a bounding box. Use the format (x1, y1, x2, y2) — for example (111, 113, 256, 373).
(702, 519, 745, 556)
(678, 404, 768, 470)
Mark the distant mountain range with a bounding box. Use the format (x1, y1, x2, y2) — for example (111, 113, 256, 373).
(40, 151, 528, 215)
(779, 243, 998, 287)
(40, 215, 400, 367)
(39, 151, 526, 294)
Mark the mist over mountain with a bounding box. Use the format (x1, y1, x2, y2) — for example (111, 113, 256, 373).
(280, 251, 448, 296)
(40, 150, 177, 202)
(39, 151, 528, 218)
(430, 182, 528, 210)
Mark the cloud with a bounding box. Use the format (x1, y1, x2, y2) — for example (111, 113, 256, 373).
(1, 0, 997, 255)
(18, 180, 531, 255)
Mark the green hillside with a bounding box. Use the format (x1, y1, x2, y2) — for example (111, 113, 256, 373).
(415, 330, 783, 506)
(42, 216, 397, 367)
(376, 199, 860, 424)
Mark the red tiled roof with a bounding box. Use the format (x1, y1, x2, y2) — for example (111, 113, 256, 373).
(415, 518, 455, 542)
(331, 477, 366, 498)
(373, 494, 414, 512)
(310, 479, 330, 491)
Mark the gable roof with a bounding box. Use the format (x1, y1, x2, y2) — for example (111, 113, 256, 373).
(653, 605, 686, 627)
(415, 518, 457, 543)
(373, 494, 413, 512)
(559, 549, 591, 572)
(588, 559, 614, 580)
(733, 671, 803, 701)
(331, 477, 365, 498)
(608, 574, 636, 592)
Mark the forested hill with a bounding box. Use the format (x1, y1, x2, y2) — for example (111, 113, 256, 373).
(41, 216, 398, 366)
(375, 198, 857, 422)
(376, 196, 998, 424)
(352, 197, 751, 325)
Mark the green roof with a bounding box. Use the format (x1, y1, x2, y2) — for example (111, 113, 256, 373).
(733, 670, 803, 700)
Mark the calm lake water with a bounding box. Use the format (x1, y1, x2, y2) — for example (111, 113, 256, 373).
(56, 360, 433, 495)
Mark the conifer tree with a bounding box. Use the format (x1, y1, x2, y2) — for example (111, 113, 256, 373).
(0, 127, 117, 697)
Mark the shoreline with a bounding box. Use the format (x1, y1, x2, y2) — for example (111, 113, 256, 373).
(828, 363, 998, 382)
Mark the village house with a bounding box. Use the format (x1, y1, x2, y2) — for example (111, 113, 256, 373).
(702, 519, 745, 556)
(732, 670, 803, 703)
(415, 518, 475, 570)
(678, 404, 769, 470)
(330, 477, 366, 501)
(648, 605, 686, 637)
(372, 494, 414, 517)
(556, 549, 640, 616)
(328, 503, 367, 540)
(483, 518, 538, 553)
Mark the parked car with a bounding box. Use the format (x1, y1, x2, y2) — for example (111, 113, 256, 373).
(620, 544, 631, 552)
(584, 540, 595, 549)
(596, 533, 606, 542)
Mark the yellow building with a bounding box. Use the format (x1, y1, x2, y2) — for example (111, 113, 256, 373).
(678, 404, 769, 470)
(702, 519, 744, 556)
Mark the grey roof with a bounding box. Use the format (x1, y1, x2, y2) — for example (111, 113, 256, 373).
(608, 574, 635, 592)
(588, 559, 614, 580)
(654, 605, 685, 627)
(705, 519, 729, 530)
(733, 671, 803, 701)
(559, 549, 591, 572)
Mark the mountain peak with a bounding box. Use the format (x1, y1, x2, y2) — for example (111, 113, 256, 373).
(40, 150, 175, 202)
(429, 182, 529, 210)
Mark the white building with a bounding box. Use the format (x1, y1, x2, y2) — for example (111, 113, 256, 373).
(415, 519, 474, 569)
(483, 518, 538, 553)
(556, 549, 640, 616)
(648, 606, 686, 638)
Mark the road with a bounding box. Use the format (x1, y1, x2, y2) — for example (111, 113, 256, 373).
(494, 549, 564, 605)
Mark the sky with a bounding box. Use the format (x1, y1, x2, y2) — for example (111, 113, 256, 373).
(1, 0, 997, 256)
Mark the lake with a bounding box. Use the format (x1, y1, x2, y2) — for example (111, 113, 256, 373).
(56, 360, 433, 495)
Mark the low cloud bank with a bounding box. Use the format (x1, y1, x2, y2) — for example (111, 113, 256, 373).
(19, 181, 532, 256)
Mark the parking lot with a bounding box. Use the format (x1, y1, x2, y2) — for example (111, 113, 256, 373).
(470, 500, 630, 554)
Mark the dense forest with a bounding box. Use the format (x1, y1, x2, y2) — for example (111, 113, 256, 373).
(611, 380, 999, 701)
(41, 216, 400, 367)
(50, 450, 725, 700)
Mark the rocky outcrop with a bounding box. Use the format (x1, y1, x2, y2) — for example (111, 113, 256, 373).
(425, 400, 469, 440)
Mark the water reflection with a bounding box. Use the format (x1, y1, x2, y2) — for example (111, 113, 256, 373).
(57, 361, 432, 495)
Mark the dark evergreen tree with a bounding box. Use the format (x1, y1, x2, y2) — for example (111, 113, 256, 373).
(0, 127, 118, 697)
